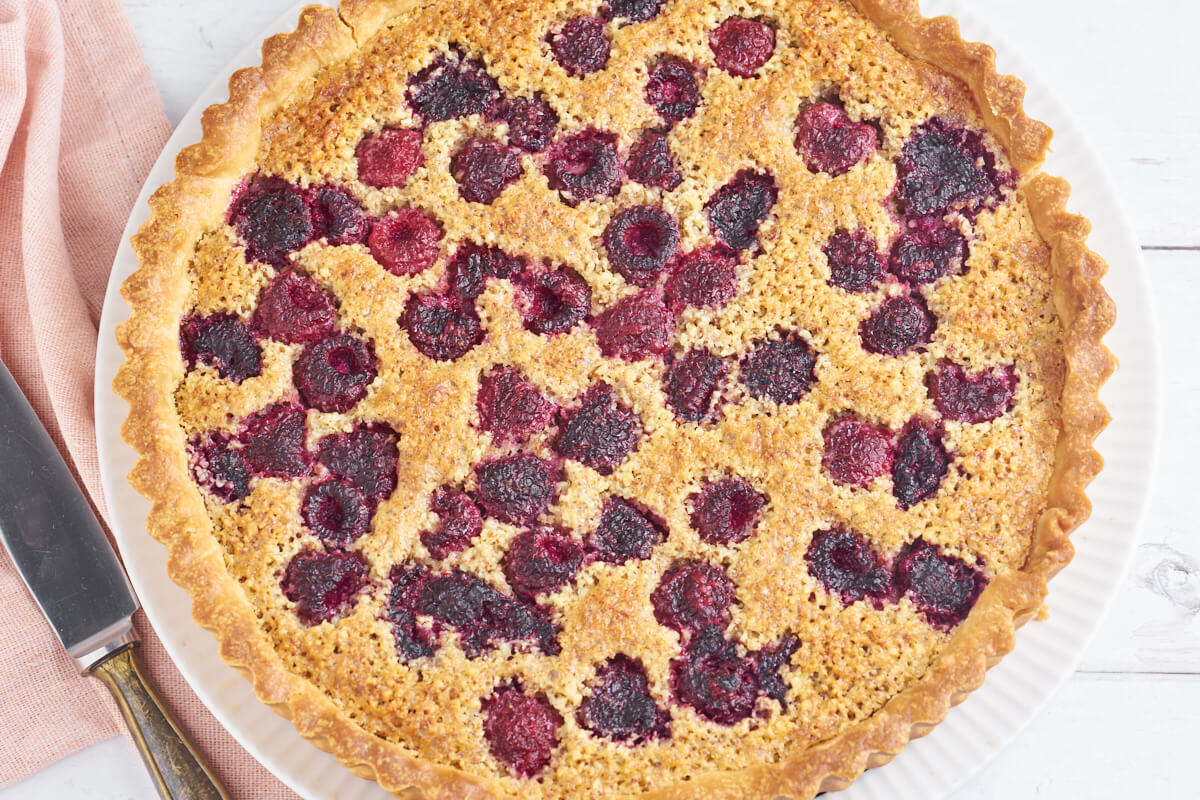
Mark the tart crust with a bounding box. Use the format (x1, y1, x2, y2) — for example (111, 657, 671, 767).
(114, 1, 1116, 798)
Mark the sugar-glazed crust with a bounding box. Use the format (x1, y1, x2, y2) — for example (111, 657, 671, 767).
(115, 1, 1116, 797)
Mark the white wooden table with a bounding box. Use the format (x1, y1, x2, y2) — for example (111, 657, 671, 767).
(4, 0, 1197, 797)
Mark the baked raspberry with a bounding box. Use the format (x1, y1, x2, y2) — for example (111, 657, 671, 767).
(252, 270, 337, 345)
(451, 137, 524, 204)
(645, 58, 700, 123)
(516, 267, 592, 335)
(651, 561, 734, 636)
(704, 169, 778, 252)
(896, 118, 1011, 217)
(671, 626, 759, 724)
(368, 207, 443, 276)
(625, 130, 682, 191)
(753, 634, 799, 706)
(927, 360, 1018, 423)
(709, 17, 775, 78)
(282, 549, 368, 626)
(543, 128, 621, 203)
(588, 497, 666, 563)
(889, 216, 968, 285)
(894, 538, 987, 629)
(822, 417, 894, 487)
(240, 402, 312, 479)
(476, 366, 556, 444)
(294, 333, 378, 413)
(399, 293, 485, 361)
(554, 383, 644, 475)
(189, 433, 251, 503)
(823, 229, 886, 293)
(315, 424, 400, 503)
(739, 332, 817, 404)
(474, 453, 559, 525)
(494, 95, 559, 153)
(180, 313, 262, 383)
(592, 290, 674, 361)
(308, 186, 371, 246)
(860, 294, 935, 356)
(445, 243, 526, 305)
(420, 486, 482, 559)
(355, 128, 424, 189)
(664, 350, 728, 423)
(602, 206, 681, 286)
(386, 565, 437, 660)
(483, 685, 562, 777)
(578, 655, 670, 743)
(665, 247, 739, 311)
(794, 102, 878, 176)
(551, 16, 610, 77)
(892, 419, 950, 508)
(407, 49, 501, 123)
(689, 476, 766, 546)
(607, 0, 666, 22)
(504, 525, 585, 600)
(229, 176, 314, 266)
(302, 480, 371, 548)
(805, 528, 893, 607)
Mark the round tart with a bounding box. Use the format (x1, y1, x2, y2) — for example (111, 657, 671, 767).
(115, 0, 1115, 797)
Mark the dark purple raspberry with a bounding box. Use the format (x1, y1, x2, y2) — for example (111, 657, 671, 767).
(689, 476, 765, 546)
(368, 207, 443, 276)
(444, 243, 527, 305)
(927, 360, 1018, 423)
(476, 365, 556, 444)
(889, 216, 968, 285)
(494, 95, 559, 153)
(355, 128, 424, 189)
(399, 293, 485, 361)
(554, 383, 644, 475)
(823, 229, 886, 293)
(625, 130, 682, 191)
(474, 453, 559, 525)
(666, 246, 739, 311)
(588, 497, 666, 563)
(896, 118, 1011, 217)
(822, 417, 894, 487)
(308, 185, 370, 245)
(651, 561, 734, 637)
(294, 333, 378, 413)
(709, 17, 775, 78)
(316, 424, 399, 504)
(607, 0, 666, 22)
(252, 270, 337, 345)
(504, 525, 585, 600)
(670, 626, 760, 724)
(805, 528, 893, 607)
(794, 102, 878, 176)
(578, 655, 670, 743)
(740, 332, 817, 405)
(894, 538, 987, 629)
(482, 685, 562, 777)
(420, 486, 482, 559)
(301, 480, 371, 548)
(387, 565, 438, 659)
(892, 419, 950, 508)
(282, 549, 368, 626)
(180, 313, 262, 383)
(664, 350, 728, 423)
(754, 634, 799, 707)
(189, 433, 251, 503)
(645, 58, 700, 123)
(602, 206, 681, 286)
(229, 176, 314, 266)
(551, 16, 610, 77)
(543, 128, 621, 203)
(450, 137, 523, 204)
(704, 169, 778, 252)
(516, 267, 592, 335)
(407, 49, 501, 123)
(592, 290, 674, 362)
(860, 294, 935, 356)
(240, 402, 312, 479)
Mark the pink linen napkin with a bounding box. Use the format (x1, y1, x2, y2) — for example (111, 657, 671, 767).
(0, 1, 299, 796)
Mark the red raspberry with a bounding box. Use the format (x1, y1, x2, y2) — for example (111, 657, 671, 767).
(420, 486, 482, 559)
(551, 16, 611, 77)
(927, 360, 1018, 423)
(482, 685, 562, 777)
(252, 270, 337, 345)
(739, 331, 817, 405)
(625, 130, 683, 191)
(543, 128, 621, 203)
(516, 266, 592, 335)
(450, 137, 524, 204)
(399, 292, 485, 361)
(823, 229, 886, 293)
(688, 476, 766, 546)
(709, 17, 775, 78)
(651, 560, 734, 637)
(368, 207, 442, 276)
(602, 205, 681, 286)
(293, 333, 378, 413)
(663, 350, 728, 424)
(860, 294, 935, 356)
(476, 366, 556, 444)
(577, 655, 670, 743)
(592, 290, 674, 361)
(645, 58, 700, 123)
(665, 246, 738, 311)
(806, 528, 894, 608)
(355, 128, 424, 189)
(894, 538, 987, 629)
(180, 313, 262, 383)
(239, 402, 312, 479)
(704, 169, 777, 252)
(503, 525, 585, 601)
(822, 417, 894, 487)
(794, 102, 878, 176)
(554, 383, 644, 475)
(302, 480, 371, 548)
(281, 549, 368, 626)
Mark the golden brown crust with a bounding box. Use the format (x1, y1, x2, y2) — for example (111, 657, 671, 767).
(114, 1, 1115, 798)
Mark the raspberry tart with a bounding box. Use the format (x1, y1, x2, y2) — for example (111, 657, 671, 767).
(115, 0, 1115, 797)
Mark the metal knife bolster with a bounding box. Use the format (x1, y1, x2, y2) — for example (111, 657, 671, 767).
(72, 622, 138, 673)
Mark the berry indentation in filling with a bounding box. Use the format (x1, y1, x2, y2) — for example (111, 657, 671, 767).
(399, 292, 485, 361)
(504, 525, 585, 600)
(451, 137, 524, 204)
(651, 560, 734, 637)
(293, 333, 378, 413)
(709, 17, 776, 78)
(625, 130, 683, 191)
(239, 402, 312, 479)
(666, 246, 738, 311)
(302, 480, 371, 548)
(704, 169, 778, 252)
(669, 626, 760, 724)
(823, 229, 886, 293)
(407, 49, 501, 123)
(368, 207, 443, 276)
(445, 242, 527, 305)
(664, 349, 728, 424)
(553, 382, 644, 475)
(891, 419, 950, 509)
(252, 270, 337, 345)
(895, 118, 1011, 217)
(578, 655, 670, 744)
(603, 205, 681, 286)
(607, 0, 666, 23)
(476, 365, 556, 444)
(588, 497, 667, 564)
(355, 128, 424, 189)
(544, 128, 621, 203)
(229, 176, 314, 266)
(592, 289, 674, 362)
(805, 528, 893, 607)
(927, 360, 1018, 423)
(645, 58, 700, 123)
(860, 293, 935, 356)
(282, 549, 368, 626)
(888, 216, 968, 286)
(689, 476, 766, 546)
(740, 331, 817, 405)
(822, 417, 894, 487)
(180, 313, 262, 383)
(420, 486, 483, 559)
(550, 16, 611, 77)
(794, 101, 878, 176)
(316, 424, 399, 504)
(483, 684, 562, 777)
(474, 453, 559, 525)
(308, 185, 370, 246)
(894, 538, 987, 629)
(516, 266, 593, 335)
(189, 433, 251, 503)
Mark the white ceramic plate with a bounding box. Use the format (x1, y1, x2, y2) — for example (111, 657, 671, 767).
(94, 2, 1159, 798)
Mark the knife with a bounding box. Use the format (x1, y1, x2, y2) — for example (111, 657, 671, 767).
(0, 357, 228, 800)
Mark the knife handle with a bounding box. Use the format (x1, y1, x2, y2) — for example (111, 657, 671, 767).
(90, 643, 230, 800)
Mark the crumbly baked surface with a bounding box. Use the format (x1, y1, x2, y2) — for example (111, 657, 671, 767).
(115, 0, 1116, 797)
